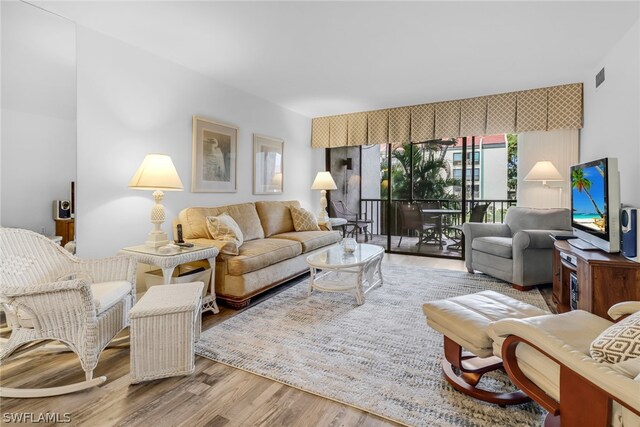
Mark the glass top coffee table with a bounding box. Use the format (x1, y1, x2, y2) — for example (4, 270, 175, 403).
(306, 243, 384, 305)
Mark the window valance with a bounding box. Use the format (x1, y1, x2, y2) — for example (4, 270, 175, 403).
(310, 83, 582, 148)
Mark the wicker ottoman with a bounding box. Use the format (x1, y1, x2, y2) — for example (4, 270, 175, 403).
(129, 282, 204, 383)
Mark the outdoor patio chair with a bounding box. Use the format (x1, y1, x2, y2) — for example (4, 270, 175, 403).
(331, 200, 373, 242)
(397, 202, 439, 251)
(445, 203, 489, 251)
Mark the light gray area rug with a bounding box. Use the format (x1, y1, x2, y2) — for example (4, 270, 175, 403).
(196, 265, 549, 427)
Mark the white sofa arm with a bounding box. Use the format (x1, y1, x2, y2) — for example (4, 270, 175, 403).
(608, 301, 640, 321)
(492, 313, 640, 413)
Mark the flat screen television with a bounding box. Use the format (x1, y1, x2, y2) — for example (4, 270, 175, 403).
(570, 157, 620, 253)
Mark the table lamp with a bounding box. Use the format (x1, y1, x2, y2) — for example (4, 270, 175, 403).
(129, 153, 184, 248)
(524, 160, 563, 205)
(311, 171, 337, 223)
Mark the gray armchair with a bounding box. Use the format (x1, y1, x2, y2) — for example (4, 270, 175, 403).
(462, 207, 571, 290)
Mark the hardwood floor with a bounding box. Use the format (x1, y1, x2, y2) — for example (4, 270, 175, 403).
(0, 254, 553, 426)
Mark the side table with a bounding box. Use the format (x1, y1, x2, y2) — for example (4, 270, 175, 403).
(119, 244, 220, 314)
(321, 217, 348, 236)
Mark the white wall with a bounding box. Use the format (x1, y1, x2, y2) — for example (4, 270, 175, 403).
(1, 1, 76, 234)
(76, 27, 320, 258)
(517, 130, 579, 209)
(581, 19, 640, 208)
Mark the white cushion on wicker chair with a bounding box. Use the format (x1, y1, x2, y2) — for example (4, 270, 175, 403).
(17, 281, 132, 327)
(91, 281, 133, 314)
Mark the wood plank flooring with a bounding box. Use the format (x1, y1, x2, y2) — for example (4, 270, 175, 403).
(0, 254, 554, 426)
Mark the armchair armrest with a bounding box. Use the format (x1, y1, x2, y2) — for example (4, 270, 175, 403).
(492, 313, 640, 415)
(1, 278, 98, 331)
(462, 222, 511, 270)
(512, 229, 567, 251)
(608, 301, 640, 321)
(72, 255, 137, 285)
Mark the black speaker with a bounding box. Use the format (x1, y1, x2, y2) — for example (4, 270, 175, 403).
(621, 207, 639, 262)
(53, 200, 71, 220)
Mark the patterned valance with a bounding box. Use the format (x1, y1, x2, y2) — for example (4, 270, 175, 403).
(311, 83, 583, 148)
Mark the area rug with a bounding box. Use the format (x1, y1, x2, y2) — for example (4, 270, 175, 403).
(196, 265, 549, 427)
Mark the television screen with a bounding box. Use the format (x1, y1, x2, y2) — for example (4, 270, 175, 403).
(571, 159, 608, 237)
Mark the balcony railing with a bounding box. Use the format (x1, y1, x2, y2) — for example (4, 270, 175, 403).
(360, 198, 517, 237)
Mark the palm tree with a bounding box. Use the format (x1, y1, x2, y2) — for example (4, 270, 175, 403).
(571, 168, 604, 217)
(383, 141, 459, 200)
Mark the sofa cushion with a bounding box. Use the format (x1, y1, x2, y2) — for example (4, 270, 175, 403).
(472, 236, 513, 259)
(225, 238, 302, 276)
(255, 200, 300, 237)
(271, 231, 340, 253)
(179, 203, 264, 241)
(206, 214, 244, 255)
(290, 206, 321, 232)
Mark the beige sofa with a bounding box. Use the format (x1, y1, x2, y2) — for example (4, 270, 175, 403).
(176, 200, 340, 308)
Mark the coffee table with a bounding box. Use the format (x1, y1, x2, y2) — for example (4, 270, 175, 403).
(306, 243, 384, 305)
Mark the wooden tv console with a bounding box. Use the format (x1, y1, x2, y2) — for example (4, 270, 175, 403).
(552, 240, 640, 320)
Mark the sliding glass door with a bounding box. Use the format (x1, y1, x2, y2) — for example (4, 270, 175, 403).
(326, 134, 517, 259)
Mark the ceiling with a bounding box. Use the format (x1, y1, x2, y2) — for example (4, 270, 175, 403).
(35, 1, 640, 118)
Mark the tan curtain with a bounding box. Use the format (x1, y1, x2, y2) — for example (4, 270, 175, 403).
(486, 92, 516, 135)
(548, 83, 583, 130)
(347, 112, 367, 146)
(410, 104, 434, 142)
(367, 109, 389, 145)
(434, 101, 460, 139)
(311, 116, 330, 148)
(329, 115, 348, 147)
(310, 83, 583, 148)
(516, 88, 548, 132)
(460, 97, 487, 136)
(389, 107, 411, 144)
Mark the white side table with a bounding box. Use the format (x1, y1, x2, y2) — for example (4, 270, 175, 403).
(321, 217, 348, 236)
(119, 244, 220, 314)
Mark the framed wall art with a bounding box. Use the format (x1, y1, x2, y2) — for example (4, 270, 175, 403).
(192, 116, 238, 192)
(253, 134, 284, 195)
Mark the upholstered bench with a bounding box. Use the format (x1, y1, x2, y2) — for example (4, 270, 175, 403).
(129, 282, 204, 383)
(423, 290, 548, 405)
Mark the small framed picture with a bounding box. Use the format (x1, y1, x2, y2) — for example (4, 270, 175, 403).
(253, 134, 284, 195)
(192, 116, 238, 193)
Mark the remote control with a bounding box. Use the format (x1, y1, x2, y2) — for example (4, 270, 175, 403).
(175, 242, 194, 248)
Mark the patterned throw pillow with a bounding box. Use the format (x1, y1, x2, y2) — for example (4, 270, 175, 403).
(590, 311, 640, 364)
(290, 206, 320, 232)
(206, 213, 244, 255)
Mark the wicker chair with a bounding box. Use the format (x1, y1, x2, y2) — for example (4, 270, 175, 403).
(0, 228, 137, 398)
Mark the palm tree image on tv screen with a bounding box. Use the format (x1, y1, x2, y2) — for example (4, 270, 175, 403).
(572, 161, 606, 234)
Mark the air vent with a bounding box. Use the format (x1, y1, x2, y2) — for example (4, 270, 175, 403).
(596, 67, 605, 88)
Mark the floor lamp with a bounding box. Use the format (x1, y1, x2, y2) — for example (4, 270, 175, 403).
(524, 160, 563, 206)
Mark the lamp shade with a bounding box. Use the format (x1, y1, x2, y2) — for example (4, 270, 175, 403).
(524, 161, 563, 182)
(128, 154, 184, 191)
(311, 171, 337, 190)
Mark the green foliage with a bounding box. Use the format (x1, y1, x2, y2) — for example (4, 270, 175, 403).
(380, 142, 460, 200)
(506, 134, 518, 199)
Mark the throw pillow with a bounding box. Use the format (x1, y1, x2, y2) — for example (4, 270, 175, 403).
(590, 311, 640, 364)
(290, 206, 320, 232)
(206, 213, 244, 255)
